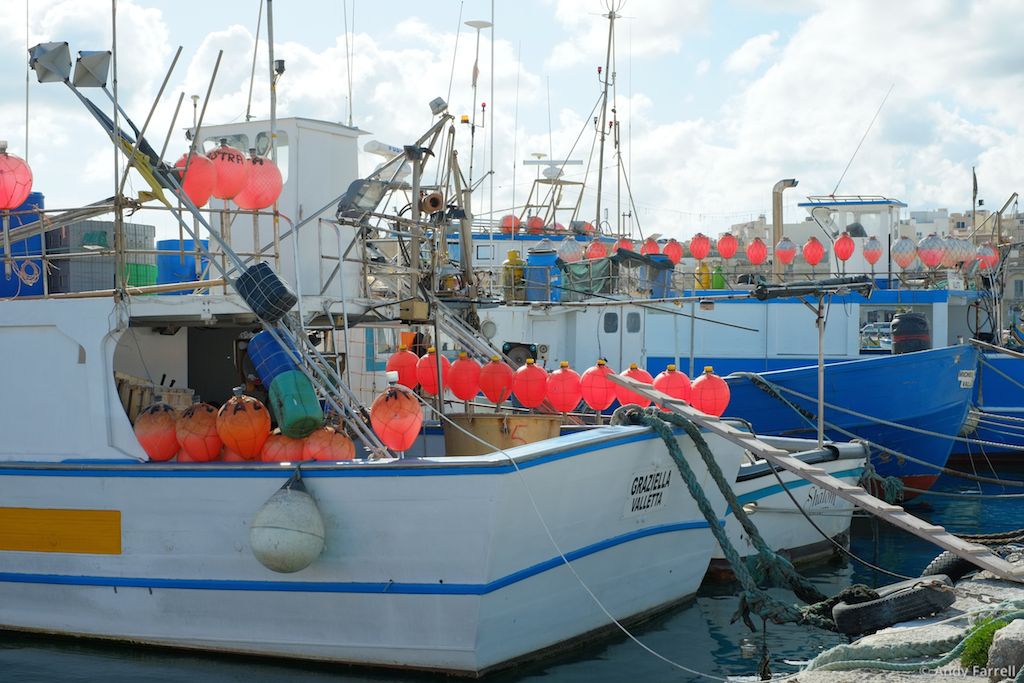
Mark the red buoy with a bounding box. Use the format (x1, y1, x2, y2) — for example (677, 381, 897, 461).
(526, 215, 545, 234)
(448, 352, 482, 401)
(802, 236, 825, 267)
(134, 402, 179, 461)
(689, 233, 710, 261)
(640, 238, 660, 255)
(892, 236, 918, 270)
(746, 237, 767, 266)
(977, 242, 999, 271)
(416, 347, 451, 396)
(614, 237, 634, 253)
(863, 236, 883, 266)
(775, 236, 797, 265)
(580, 360, 617, 411)
(233, 153, 283, 210)
(690, 366, 730, 416)
(834, 232, 855, 262)
(618, 363, 654, 408)
(546, 361, 582, 413)
(917, 234, 945, 270)
(370, 386, 423, 451)
(173, 152, 216, 208)
(662, 239, 683, 264)
(653, 364, 691, 411)
(207, 141, 250, 200)
(260, 430, 305, 462)
(302, 425, 356, 461)
(500, 214, 521, 234)
(585, 239, 609, 260)
(0, 149, 32, 210)
(216, 392, 271, 459)
(386, 345, 419, 390)
(176, 403, 223, 462)
(479, 356, 514, 405)
(512, 358, 548, 408)
(717, 233, 738, 260)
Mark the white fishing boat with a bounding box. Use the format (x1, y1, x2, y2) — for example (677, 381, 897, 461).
(0, 36, 786, 677)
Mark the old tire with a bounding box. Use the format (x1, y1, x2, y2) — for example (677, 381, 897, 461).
(921, 550, 976, 583)
(832, 575, 954, 636)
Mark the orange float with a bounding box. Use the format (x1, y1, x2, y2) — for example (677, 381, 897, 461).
(260, 431, 306, 462)
(303, 426, 356, 461)
(175, 403, 222, 462)
(370, 386, 423, 452)
(135, 403, 179, 461)
(617, 363, 654, 408)
(216, 391, 271, 460)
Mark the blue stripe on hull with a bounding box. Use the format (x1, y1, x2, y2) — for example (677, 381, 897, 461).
(0, 519, 718, 595)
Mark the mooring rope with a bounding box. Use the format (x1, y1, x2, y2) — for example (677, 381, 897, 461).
(611, 405, 883, 632)
(732, 372, 1024, 490)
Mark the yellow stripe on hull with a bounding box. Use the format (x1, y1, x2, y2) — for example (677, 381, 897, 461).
(0, 507, 121, 554)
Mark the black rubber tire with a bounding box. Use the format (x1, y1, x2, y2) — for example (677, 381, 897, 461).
(832, 575, 955, 636)
(921, 550, 976, 582)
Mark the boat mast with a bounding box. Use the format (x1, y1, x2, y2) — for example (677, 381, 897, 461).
(594, 5, 616, 233)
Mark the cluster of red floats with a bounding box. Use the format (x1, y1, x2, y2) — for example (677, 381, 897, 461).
(134, 393, 354, 463)
(540, 222, 1001, 274)
(370, 346, 732, 451)
(173, 140, 283, 210)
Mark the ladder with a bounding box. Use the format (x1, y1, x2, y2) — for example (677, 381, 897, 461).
(607, 374, 1024, 583)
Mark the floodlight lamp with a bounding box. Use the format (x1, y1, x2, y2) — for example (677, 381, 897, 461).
(429, 97, 448, 116)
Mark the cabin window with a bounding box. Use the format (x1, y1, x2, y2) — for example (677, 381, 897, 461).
(476, 244, 496, 262)
(204, 134, 249, 154)
(603, 312, 618, 333)
(1015, 280, 1023, 299)
(626, 312, 641, 333)
(364, 327, 397, 372)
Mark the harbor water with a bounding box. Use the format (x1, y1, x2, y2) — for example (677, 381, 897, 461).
(2, 464, 1021, 682)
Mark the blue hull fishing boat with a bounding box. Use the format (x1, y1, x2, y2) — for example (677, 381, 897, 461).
(724, 344, 979, 494)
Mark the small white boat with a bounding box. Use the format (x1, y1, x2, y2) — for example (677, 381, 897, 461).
(713, 436, 865, 573)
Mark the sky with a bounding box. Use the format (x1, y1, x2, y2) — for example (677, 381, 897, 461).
(0, 0, 1021, 239)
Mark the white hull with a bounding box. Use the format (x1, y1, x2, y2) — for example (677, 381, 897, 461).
(0, 426, 742, 675)
(714, 449, 863, 563)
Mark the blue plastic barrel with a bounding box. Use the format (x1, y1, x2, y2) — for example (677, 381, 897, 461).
(648, 254, 674, 298)
(525, 248, 560, 302)
(156, 239, 209, 295)
(0, 192, 45, 297)
(247, 330, 299, 388)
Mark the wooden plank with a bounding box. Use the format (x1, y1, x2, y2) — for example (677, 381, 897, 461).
(606, 373, 1024, 582)
(0, 507, 121, 554)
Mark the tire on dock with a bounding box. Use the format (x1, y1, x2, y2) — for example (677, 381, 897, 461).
(831, 575, 955, 636)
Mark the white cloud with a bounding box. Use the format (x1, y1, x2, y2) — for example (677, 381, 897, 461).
(546, 0, 709, 70)
(695, 59, 710, 77)
(723, 31, 779, 74)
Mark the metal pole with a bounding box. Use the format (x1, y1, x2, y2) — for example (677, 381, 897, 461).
(408, 146, 423, 299)
(817, 295, 825, 448)
(594, 9, 614, 229)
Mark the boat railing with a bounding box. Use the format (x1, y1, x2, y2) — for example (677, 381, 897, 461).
(0, 202, 287, 299)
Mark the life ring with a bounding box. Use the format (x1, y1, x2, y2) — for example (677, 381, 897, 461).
(831, 574, 955, 636)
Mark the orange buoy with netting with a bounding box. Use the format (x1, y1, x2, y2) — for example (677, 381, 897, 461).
(216, 391, 271, 460)
(303, 426, 356, 461)
(370, 386, 423, 452)
(175, 403, 222, 462)
(135, 403, 179, 461)
(222, 447, 247, 462)
(261, 430, 306, 462)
